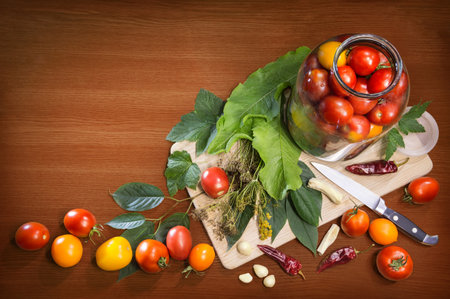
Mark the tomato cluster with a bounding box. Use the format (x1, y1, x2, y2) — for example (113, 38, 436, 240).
(301, 41, 408, 143)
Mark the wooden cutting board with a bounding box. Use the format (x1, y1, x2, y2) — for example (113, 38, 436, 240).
(170, 140, 432, 270)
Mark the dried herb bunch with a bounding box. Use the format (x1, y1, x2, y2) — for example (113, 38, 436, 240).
(192, 140, 273, 242)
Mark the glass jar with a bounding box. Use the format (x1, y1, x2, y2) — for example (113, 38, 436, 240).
(284, 34, 409, 161)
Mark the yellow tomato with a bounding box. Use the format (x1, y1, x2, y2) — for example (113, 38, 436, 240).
(96, 236, 132, 271)
(369, 218, 398, 245)
(51, 234, 83, 268)
(317, 41, 347, 70)
(367, 123, 383, 139)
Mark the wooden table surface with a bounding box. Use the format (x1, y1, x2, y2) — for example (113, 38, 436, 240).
(1, 0, 449, 298)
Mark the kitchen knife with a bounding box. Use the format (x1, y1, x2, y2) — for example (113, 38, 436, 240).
(310, 161, 438, 246)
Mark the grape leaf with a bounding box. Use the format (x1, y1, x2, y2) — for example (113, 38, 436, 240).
(207, 46, 310, 154)
(384, 102, 431, 160)
(289, 161, 322, 227)
(154, 213, 190, 243)
(111, 183, 164, 211)
(164, 150, 201, 196)
(118, 221, 155, 281)
(286, 197, 318, 255)
(252, 115, 303, 201)
(106, 213, 146, 229)
(166, 89, 225, 155)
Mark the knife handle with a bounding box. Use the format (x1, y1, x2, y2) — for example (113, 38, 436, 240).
(383, 208, 439, 246)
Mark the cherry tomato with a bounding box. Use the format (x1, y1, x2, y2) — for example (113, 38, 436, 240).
(369, 218, 398, 245)
(302, 69, 330, 102)
(367, 122, 383, 139)
(378, 52, 390, 67)
(367, 68, 393, 94)
(188, 243, 215, 272)
(348, 78, 377, 115)
(404, 177, 439, 204)
(329, 65, 357, 97)
(166, 225, 192, 261)
(51, 234, 83, 268)
(385, 71, 408, 103)
(15, 222, 50, 251)
(64, 208, 99, 238)
(201, 167, 229, 199)
(343, 115, 370, 142)
(302, 53, 322, 73)
(367, 101, 400, 126)
(340, 207, 370, 237)
(96, 236, 133, 271)
(318, 95, 354, 125)
(135, 239, 169, 273)
(317, 41, 347, 70)
(347, 46, 380, 76)
(376, 245, 413, 281)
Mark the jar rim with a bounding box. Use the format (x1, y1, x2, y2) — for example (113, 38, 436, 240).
(332, 33, 404, 99)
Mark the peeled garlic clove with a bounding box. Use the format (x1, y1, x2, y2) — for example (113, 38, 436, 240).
(317, 223, 340, 256)
(239, 273, 253, 283)
(253, 264, 269, 278)
(237, 241, 253, 256)
(263, 274, 275, 288)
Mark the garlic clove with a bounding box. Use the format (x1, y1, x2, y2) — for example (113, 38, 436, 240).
(317, 223, 340, 256)
(253, 264, 269, 278)
(237, 240, 253, 256)
(263, 274, 275, 288)
(239, 273, 253, 283)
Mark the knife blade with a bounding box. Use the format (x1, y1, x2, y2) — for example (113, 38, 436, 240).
(310, 161, 438, 246)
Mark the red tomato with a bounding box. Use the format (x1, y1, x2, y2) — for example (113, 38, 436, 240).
(15, 222, 50, 251)
(201, 167, 229, 199)
(378, 52, 390, 67)
(367, 101, 400, 125)
(404, 177, 439, 204)
(347, 46, 380, 76)
(385, 71, 408, 103)
(135, 239, 170, 273)
(340, 207, 370, 237)
(166, 226, 192, 260)
(329, 65, 357, 96)
(318, 95, 354, 125)
(376, 246, 413, 281)
(64, 208, 99, 238)
(302, 53, 322, 73)
(348, 78, 377, 115)
(302, 69, 330, 102)
(343, 115, 370, 142)
(368, 68, 393, 94)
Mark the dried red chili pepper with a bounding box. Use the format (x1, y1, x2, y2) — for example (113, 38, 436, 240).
(345, 158, 408, 175)
(257, 245, 305, 279)
(317, 244, 374, 273)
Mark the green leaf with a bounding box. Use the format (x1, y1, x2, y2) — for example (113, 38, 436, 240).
(166, 89, 225, 155)
(265, 196, 287, 243)
(252, 115, 303, 201)
(106, 213, 146, 230)
(398, 118, 425, 135)
(226, 204, 254, 250)
(289, 161, 322, 227)
(401, 101, 431, 120)
(118, 221, 155, 282)
(208, 46, 311, 154)
(111, 183, 164, 211)
(164, 150, 201, 196)
(286, 197, 318, 255)
(154, 213, 190, 243)
(384, 128, 404, 160)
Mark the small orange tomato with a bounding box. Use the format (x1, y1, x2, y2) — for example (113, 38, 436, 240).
(188, 243, 215, 272)
(369, 218, 398, 245)
(51, 234, 83, 268)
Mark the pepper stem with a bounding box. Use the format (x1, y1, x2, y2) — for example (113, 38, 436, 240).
(355, 243, 375, 255)
(298, 270, 306, 280)
(394, 157, 409, 168)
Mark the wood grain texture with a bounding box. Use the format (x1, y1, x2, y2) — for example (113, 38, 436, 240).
(0, 0, 449, 298)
